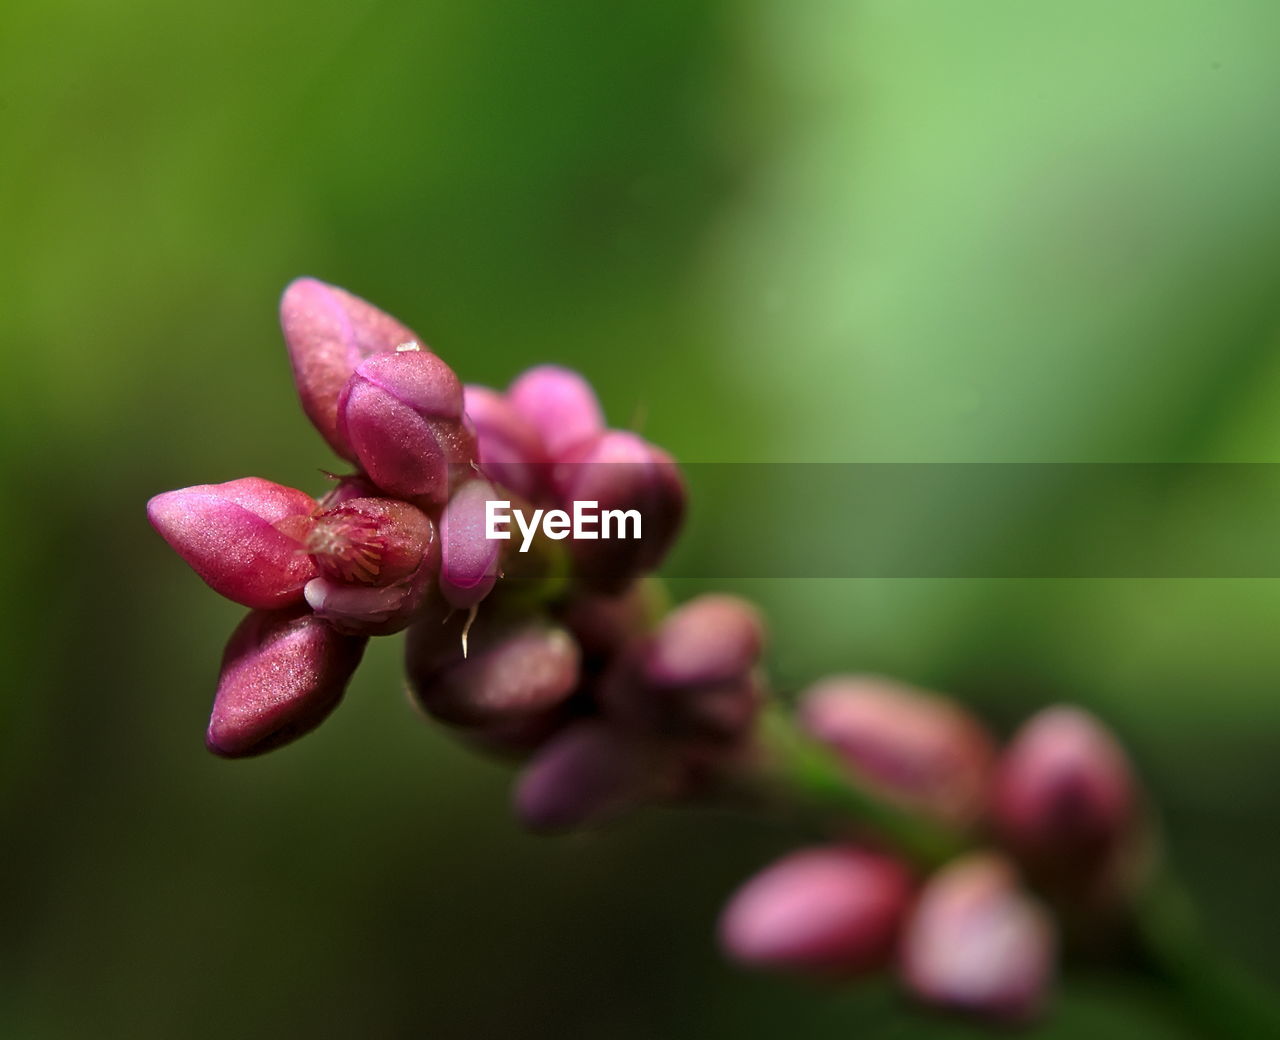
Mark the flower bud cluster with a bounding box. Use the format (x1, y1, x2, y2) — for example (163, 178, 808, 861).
(148, 279, 686, 757)
(718, 676, 1148, 1022)
(148, 280, 1160, 1031)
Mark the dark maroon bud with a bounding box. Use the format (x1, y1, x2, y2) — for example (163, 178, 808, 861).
(207, 608, 367, 758)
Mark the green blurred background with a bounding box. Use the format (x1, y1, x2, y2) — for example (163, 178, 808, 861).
(3, 1, 1279, 1037)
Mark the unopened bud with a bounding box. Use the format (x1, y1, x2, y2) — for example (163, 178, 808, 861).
(146, 478, 318, 609)
(643, 594, 764, 687)
(553, 431, 686, 593)
(799, 676, 995, 827)
(280, 278, 423, 458)
(336, 349, 474, 504)
(406, 619, 580, 727)
(438, 478, 502, 608)
(507, 364, 604, 460)
(992, 706, 1141, 899)
(513, 721, 654, 832)
(900, 855, 1055, 1022)
(463, 384, 550, 502)
(207, 607, 367, 757)
(719, 845, 912, 977)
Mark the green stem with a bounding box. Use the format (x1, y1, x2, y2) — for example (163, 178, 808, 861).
(1128, 871, 1280, 1038)
(742, 703, 967, 868)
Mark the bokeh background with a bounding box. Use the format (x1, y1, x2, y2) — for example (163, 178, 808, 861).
(4, 1, 1280, 1037)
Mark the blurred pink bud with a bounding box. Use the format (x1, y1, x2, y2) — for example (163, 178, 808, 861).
(559, 579, 662, 659)
(507, 364, 604, 460)
(901, 855, 1055, 1022)
(406, 619, 580, 726)
(439, 478, 503, 608)
(513, 721, 654, 832)
(601, 595, 766, 742)
(146, 478, 318, 609)
(207, 607, 367, 757)
(463, 384, 550, 502)
(336, 348, 473, 504)
(643, 594, 764, 687)
(280, 278, 424, 458)
(799, 676, 995, 827)
(719, 845, 912, 977)
(992, 706, 1139, 882)
(553, 431, 686, 593)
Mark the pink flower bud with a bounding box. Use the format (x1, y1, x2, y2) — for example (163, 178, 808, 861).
(146, 478, 319, 609)
(642, 595, 764, 687)
(280, 278, 424, 458)
(336, 348, 474, 504)
(207, 607, 367, 757)
(799, 676, 995, 827)
(719, 845, 912, 977)
(992, 707, 1140, 893)
(438, 477, 502, 608)
(900, 855, 1055, 1022)
(405, 618, 580, 727)
(559, 579, 663, 659)
(507, 364, 604, 460)
(553, 431, 686, 593)
(599, 596, 764, 742)
(513, 721, 654, 832)
(463, 384, 550, 502)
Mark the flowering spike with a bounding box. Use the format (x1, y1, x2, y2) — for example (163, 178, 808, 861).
(280, 278, 425, 458)
(799, 675, 995, 827)
(439, 477, 502, 608)
(146, 478, 319, 609)
(900, 855, 1055, 1022)
(207, 607, 367, 757)
(463, 384, 550, 502)
(513, 721, 656, 832)
(553, 431, 686, 593)
(508, 365, 605, 461)
(336, 349, 474, 504)
(719, 846, 912, 977)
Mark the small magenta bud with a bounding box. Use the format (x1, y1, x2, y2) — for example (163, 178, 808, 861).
(439, 477, 502, 608)
(799, 676, 995, 827)
(900, 855, 1055, 1022)
(601, 596, 766, 742)
(406, 619, 581, 726)
(643, 594, 764, 687)
(280, 278, 424, 458)
(207, 607, 367, 757)
(559, 579, 664, 659)
(146, 478, 319, 609)
(513, 721, 654, 832)
(992, 707, 1139, 889)
(336, 348, 474, 504)
(463, 384, 550, 502)
(553, 431, 686, 593)
(507, 364, 604, 460)
(719, 845, 912, 977)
